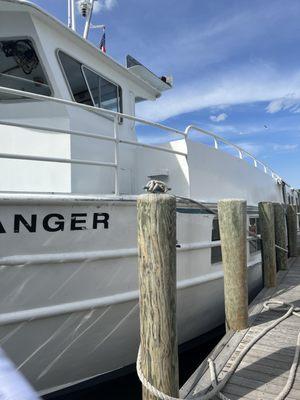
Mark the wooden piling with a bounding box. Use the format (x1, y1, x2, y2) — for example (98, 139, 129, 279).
(286, 204, 297, 257)
(137, 194, 179, 400)
(273, 203, 288, 270)
(218, 199, 248, 331)
(258, 202, 276, 287)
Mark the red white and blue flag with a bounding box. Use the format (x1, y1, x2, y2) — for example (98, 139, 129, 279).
(100, 29, 106, 53)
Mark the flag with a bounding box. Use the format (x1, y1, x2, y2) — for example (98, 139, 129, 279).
(100, 30, 106, 53)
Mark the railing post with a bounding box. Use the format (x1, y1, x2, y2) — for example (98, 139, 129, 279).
(286, 204, 297, 257)
(218, 199, 248, 331)
(137, 194, 179, 400)
(113, 116, 120, 196)
(258, 202, 276, 287)
(273, 203, 288, 270)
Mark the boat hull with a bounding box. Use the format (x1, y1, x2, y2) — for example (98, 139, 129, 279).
(0, 195, 262, 394)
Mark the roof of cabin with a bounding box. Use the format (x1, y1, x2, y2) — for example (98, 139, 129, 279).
(1, 0, 163, 99)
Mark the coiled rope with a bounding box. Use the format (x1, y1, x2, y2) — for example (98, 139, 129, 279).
(136, 300, 300, 400)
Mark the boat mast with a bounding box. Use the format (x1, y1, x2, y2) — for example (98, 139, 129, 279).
(67, 0, 100, 39)
(68, 0, 76, 31)
(83, 0, 95, 39)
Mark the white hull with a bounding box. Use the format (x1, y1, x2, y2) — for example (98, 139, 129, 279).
(0, 195, 262, 394)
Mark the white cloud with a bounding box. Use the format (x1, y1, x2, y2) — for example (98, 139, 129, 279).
(136, 65, 300, 122)
(94, 0, 117, 12)
(272, 144, 298, 152)
(266, 94, 300, 114)
(209, 113, 228, 122)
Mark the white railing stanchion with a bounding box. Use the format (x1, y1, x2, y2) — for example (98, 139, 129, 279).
(238, 150, 243, 159)
(254, 159, 258, 168)
(214, 138, 218, 149)
(114, 117, 120, 196)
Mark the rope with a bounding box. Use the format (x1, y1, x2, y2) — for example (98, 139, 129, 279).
(136, 300, 300, 400)
(275, 244, 289, 253)
(144, 180, 170, 193)
(175, 195, 288, 254)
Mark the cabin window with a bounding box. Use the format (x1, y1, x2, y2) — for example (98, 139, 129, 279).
(58, 51, 122, 112)
(249, 217, 261, 254)
(0, 39, 51, 100)
(211, 218, 222, 264)
(83, 67, 120, 112)
(58, 52, 93, 106)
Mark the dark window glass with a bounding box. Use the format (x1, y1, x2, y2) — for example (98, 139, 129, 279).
(249, 217, 261, 254)
(0, 39, 51, 100)
(82, 66, 120, 112)
(58, 52, 93, 106)
(211, 218, 222, 264)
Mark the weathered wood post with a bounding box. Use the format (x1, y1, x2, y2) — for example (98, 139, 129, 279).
(273, 203, 288, 270)
(258, 202, 276, 287)
(286, 204, 297, 257)
(218, 199, 248, 331)
(137, 194, 179, 400)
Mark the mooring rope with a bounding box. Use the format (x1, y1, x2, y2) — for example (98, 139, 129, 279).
(136, 300, 300, 400)
(144, 180, 289, 255)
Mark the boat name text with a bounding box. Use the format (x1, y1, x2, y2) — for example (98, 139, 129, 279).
(0, 213, 109, 233)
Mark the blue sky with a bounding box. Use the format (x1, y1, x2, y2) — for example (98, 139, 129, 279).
(32, 0, 300, 187)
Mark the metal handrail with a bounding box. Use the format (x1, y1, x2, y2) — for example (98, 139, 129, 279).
(0, 86, 283, 195)
(0, 86, 187, 137)
(185, 125, 281, 181)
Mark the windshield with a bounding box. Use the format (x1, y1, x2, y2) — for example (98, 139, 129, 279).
(0, 39, 51, 100)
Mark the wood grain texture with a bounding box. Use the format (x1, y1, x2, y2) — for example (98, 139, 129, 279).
(273, 203, 288, 270)
(258, 202, 276, 287)
(137, 194, 179, 400)
(218, 199, 248, 331)
(181, 257, 296, 399)
(287, 204, 297, 258)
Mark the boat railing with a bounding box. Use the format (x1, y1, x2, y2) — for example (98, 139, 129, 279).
(0, 86, 281, 195)
(185, 125, 280, 180)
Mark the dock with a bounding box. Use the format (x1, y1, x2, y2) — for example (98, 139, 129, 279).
(181, 252, 300, 400)
(136, 194, 300, 400)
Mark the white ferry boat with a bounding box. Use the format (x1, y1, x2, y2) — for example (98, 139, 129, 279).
(0, 0, 298, 396)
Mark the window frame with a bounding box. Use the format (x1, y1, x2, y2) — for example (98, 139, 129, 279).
(0, 35, 53, 102)
(249, 215, 261, 255)
(82, 65, 122, 113)
(211, 217, 222, 265)
(56, 49, 123, 119)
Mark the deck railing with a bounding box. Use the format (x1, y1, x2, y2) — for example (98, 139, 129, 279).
(0, 86, 282, 195)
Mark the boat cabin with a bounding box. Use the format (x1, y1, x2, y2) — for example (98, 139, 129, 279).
(0, 0, 173, 194)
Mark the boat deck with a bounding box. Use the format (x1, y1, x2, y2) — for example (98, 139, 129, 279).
(181, 249, 300, 399)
